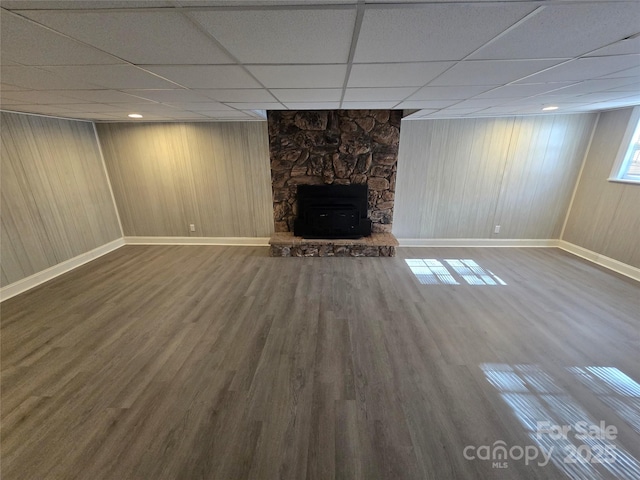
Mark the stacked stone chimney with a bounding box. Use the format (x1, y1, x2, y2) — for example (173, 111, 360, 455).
(268, 110, 401, 233)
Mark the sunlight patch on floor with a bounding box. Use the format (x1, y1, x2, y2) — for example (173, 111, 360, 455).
(405, 258, 507, 285)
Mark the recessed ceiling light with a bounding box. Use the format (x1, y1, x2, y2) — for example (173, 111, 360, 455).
(128, 113, 143, 118)
(542, 106, 559, 111)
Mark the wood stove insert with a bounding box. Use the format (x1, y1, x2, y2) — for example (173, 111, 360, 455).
(293, 184, 372, 239)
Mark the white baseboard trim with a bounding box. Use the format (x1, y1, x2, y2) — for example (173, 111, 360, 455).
(0, 238, 125, 302)
(4, 237, 634, 302)
(557, 240, 640, 282)
(123, 236, 270, 246)
(397, 238, 558, 247)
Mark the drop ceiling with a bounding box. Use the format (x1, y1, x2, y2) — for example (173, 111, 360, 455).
(0, 0, 639, 122)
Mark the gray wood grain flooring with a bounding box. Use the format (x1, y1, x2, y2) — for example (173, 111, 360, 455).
(1, 246, 639, 480)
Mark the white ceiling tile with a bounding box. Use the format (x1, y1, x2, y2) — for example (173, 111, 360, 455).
(599, 65, 640, 79)
(270, 89, 342, 102)
(447, 98, 513, 109)
(196, 89, 276, 102)
(43, 65, 180, 89)
(473, 82, 577, 99)
(415, 111, 446, 118)
(162, 102, 235, 112)
(3, 1, 637, 119)
(348, 62, 454, 87)
(436, 108, 484, 116)
(572, 92, 640, 104)
(1, 104, 75, 114)
(48, 103, 130, 113)
(283, 102, 341, 109)
(18, 10, 233, 65)
(440, 108, 486, 114)
(426, 107, 486, 117)
(63, 112, 121, 120)
(366, 0, 510, 3)
(197, 110, 258, 118)
(4, 1, 174, 8)
(518, 94, 588, 105)
(103, 113, 167, 121)
(470, 4, 640, 60)
(1, 65, 104, 90)
(408, 85, 497, 100)
(143, 66, 260, 89)
(471, 106, 525, 115)
(191, 8, 356, 64)
(413, 110, 438, 117)
(1, 12, 120, 66)
(163, 111, 209, 120)
(586, 36, 640, 58)
(106, 104, 181, 115)
(580, 97, 640, 110)
(120, 89, 214, 103)
(246, 65, 347, 88)
(430, 59, 566, 86)
(354, 3, 537, 62)
(224, 102, 286, 110)
(177, 0, 356, 5)
(521, 106, 584, 115)
(516, 56, 640, 83)
(0, 90, 87, 104)
(565, 103, 613, 112)
(606, 94, 640, 104)
(198, 113, 264, 122)
(395, 100, 459, 109)
(341, 101, 399, 109)
(502, 94, 582, 104)
(54, 90, 156, 104)
(547, 79, 640, 96)
(605, 83, 640, 93)
(343, 87, 416, 101)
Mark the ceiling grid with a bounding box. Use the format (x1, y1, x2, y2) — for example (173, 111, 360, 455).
(0, 0, 638, 121)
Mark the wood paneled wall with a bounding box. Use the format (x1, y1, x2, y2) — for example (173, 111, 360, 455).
(96, 122, 273, 238)
(1, 112, 121, 287)
(393, 114, 597, 239)
(563, 108, 640, 268)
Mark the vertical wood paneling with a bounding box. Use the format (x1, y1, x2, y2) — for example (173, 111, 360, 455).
(96, 122, 273, 238)
(393, 114, 596, 239)
(0, 112, 122, 287)
(494, 114, 596, 239)
(563, 108, 640, 268)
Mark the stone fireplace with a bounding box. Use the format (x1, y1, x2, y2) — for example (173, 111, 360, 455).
(267, 109, 401, 256)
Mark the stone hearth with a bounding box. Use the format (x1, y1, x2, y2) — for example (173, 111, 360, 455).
(269, 232, 398, 257)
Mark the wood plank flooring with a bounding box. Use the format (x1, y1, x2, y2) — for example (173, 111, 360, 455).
(1, 246, 639, 480)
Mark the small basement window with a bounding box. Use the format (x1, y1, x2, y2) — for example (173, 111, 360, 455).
(610, 106, 640, 185)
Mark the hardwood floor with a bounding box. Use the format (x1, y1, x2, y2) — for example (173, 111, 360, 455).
(1, 246, 639, 480)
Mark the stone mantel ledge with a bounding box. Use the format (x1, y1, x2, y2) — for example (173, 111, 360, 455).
(269, 232, 398, 257)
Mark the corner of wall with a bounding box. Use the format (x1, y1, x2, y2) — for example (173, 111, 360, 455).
(92, 122, 125, 239)
(560, 112, 601, 240)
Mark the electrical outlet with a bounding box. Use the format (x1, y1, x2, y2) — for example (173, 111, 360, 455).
(189, 223, 196, 232)
(494, 225, 501, 234)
